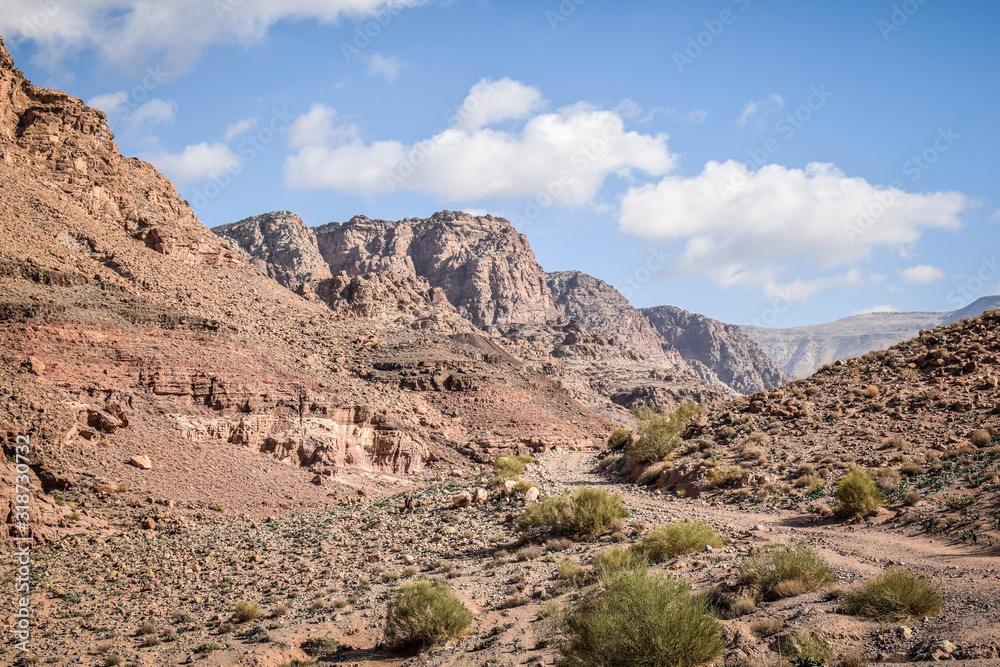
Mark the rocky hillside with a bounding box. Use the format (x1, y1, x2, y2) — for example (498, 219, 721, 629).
(744, 295, 1000, 377)
(547, 270, 786, 394)
(0, 38, 613, 545)
(642, 305, 791, 394)
(213, 211, 331, 288)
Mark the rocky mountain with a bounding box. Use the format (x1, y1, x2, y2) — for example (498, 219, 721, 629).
(213, 211, 331, 288)
(546, 270, 787, 395)
(0, 38, 613, 546)
(743, 295, 1000, 377)
(642, 305, 791, 394)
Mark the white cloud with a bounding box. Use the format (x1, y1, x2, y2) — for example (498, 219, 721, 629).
(454, 78, 545, 132)
(853, 304, 899, 315)
(990, 208, 1000, 223)
(224, 116, 259, 141)
(87, 91, 129, 113)
(129, 98, 176, 128)
(737, 94, 784, 128)
(284, 80, 675, 204)
(149, 142, 243, 184)
(619, 161, 972, 299)
(1, 0, 426, 73)
(287, 104, 359, 150)
(365, 52, 402, 84)
(900, 264, 945, 284)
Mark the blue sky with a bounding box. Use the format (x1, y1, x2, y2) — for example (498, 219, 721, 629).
(3, 0, 998, 326)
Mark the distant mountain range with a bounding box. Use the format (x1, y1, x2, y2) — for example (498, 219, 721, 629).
(742, 296, 1000, 377)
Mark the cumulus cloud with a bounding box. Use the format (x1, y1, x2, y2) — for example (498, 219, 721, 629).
(737, 93, 784, 128)
(283, 79, 675, 204)
(365, 52, 402, 83)
(1, 0, 425, 73)
(900, 264, 945, 284)
(223, 116, 259, 141)
(618, 161, 972, 297)
(150, 142, 242, 184)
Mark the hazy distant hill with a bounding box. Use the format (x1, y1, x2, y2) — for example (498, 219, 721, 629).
(742, 296, 1000, 377)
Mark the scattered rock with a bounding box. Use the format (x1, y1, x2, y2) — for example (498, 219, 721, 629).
(129, 455, 153, 470)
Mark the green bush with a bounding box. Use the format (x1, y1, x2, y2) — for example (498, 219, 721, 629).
(739, 543, 837, 601)
(607, 428, 632, 451)
(384, 580, 472, 651)
(844, 568, 943, 620)
(301, 635, 340, 657)
(558, 570, 723, 667)
(591, 546, 648, 579)
(634, 521, 726, 563)
(494, 455, 527, 480)
(835, 468, 884, 517)
(626, 403, 702, 465)
(517, 487, 629, 540)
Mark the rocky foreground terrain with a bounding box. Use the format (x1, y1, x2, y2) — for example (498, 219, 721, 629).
(2, 34, 1000, 667)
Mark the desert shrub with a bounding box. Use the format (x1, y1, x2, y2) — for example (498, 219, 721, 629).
(596, 451, 624, 472)
(750, 618, 782, 637)
(138, 619, 157, 635)
(636, 460, 671, 486)
(970, 429, 992, 447)
(627, 403, 702, 465)
(700, 585, 756, 619)
(234, 601, 261, 623)
(607, 428, 632, 451)
(903, 490, 922, 506)
(780, 630, 834, 664)
(844, 568, 943, 620)
(706, 464, 745, 489)
(558, 570, 723, 667)
(515, 544, 543, 561)
(517, 487, 629, 540)
(384, 581, 472, 651)
(494, 455, 526, 480)
(546, 537, 575, 552)
(739, 542, 836, 600)
(103, 657, 124, 667)
(835, 468, 884, 517)
(556, 559, 591, 588)
(591, 546, 647, 578)
(870, 467, 901, 494)
(899, 461, 922, 477)
(866, 385, 880, 398)
(633, 521, 725, 563)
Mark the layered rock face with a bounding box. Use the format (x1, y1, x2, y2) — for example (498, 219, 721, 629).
(217, 209, 559, 327)
(642, 305, 790, 394)
(213, 211, 331, 288)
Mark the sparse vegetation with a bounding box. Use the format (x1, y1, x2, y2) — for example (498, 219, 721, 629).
(301, 636, 340, 657)
(739, 542, 837, 600)
(517, 487, 629, 540)
(234, 600, 261, 623)
(626, 403, 702, 465)
(835, 468, 884, 517)
(633, 521, 725, 563)
(844, 568, 943, 620)
(971, 429, 992, 447)
(591, 546, 648, 578)
(557, 570, 723, 667)
(607, 428, 631, 451)
(494, 454, 527, 480)
(384, 580, 472, 652)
